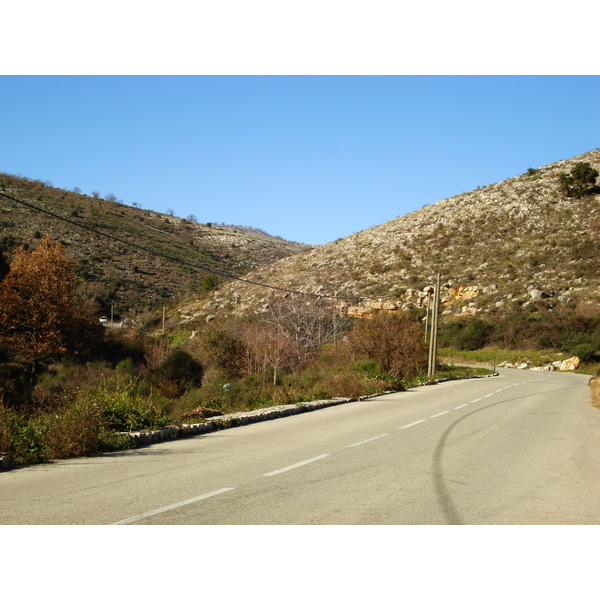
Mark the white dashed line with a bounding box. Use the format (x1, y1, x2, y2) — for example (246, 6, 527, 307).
(113, 487, 235, 525)
(263, 454, 330, 477)
(431, 410, 450, 418)
(348, 433, 389, 448)
(400, 420, 426, 430)
(470, 398, 482, 403)
(454, 403, 469, 410)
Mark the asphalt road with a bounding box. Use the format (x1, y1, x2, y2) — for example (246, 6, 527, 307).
(2, 368, 599, 525)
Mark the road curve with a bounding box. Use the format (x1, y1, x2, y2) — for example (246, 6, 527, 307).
(1, 368, 599, 524)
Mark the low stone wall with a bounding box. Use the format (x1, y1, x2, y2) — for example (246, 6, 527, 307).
(123, 397, 360, 447)
(0, 376, 481, 469)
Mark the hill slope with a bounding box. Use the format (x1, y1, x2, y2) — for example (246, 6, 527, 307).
(0, 174, 310, 314)
(178, 148, 600, 323)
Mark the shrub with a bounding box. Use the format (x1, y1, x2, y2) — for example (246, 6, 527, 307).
(458, 318, 493, 351)
(352, 359, 385, 379)
(348, 311, 428, 382)
(154, 349, 204, 398)
(0, 402, 49, 464)
(90, 378, 169, 432)
(38, 399, 103, 459)
(558, 162, 599, 198)
(194, 323, 242, 374)
(199, 274, 220, 292)
(571, 343, 597, 363)
(0, 362, 35, 408)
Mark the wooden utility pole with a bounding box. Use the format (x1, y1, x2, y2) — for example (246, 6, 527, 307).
(428, 273, 441, 378)
(424, 288, 432, 342)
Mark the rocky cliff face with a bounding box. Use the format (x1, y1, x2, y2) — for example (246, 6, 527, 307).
(178, 148, 600, 323)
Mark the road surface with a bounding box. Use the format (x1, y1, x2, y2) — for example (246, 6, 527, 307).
(1, 368, 599, 524)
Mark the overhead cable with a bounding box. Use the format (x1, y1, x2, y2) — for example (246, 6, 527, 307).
(0, 190, 372, 302)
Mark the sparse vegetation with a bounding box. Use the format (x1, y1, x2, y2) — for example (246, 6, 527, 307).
(0, 172, 308, 314)
(190, 149, 600, 329)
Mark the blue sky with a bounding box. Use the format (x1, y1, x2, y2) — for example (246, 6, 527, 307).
(1, 75, 599, 245)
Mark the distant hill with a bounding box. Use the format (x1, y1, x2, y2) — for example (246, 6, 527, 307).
(0, 174, 310, 315)
(178, 148, 600, 324)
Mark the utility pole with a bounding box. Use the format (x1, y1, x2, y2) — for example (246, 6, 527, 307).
(424, 288, 432, 342)
(428, 273, 441, 378)
(162, 305, 166, 335)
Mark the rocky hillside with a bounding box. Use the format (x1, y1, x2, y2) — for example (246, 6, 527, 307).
(0, 174, 309, 314)
(178, 148, 600, 323)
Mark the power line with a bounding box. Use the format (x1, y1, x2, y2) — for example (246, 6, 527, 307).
(0, 190, 373, 302)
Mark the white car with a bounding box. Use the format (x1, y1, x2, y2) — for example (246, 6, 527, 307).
(99, 316, 108, 324)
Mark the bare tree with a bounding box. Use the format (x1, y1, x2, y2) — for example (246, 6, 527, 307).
(238, 320, 291, 385)
(261, 296, 348, 366)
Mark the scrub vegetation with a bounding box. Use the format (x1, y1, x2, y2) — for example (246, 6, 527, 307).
(2, 149, 600, 467)
(0, 236, 440, 466)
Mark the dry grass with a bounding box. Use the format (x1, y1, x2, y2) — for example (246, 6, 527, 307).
(591, 376, 600, 408)
(40, 400, 103, 460)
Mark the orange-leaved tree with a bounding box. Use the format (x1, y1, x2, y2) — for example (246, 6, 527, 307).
(0, 236, 103, 368)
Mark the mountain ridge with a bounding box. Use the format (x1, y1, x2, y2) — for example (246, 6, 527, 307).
(0, 174, 311, 315)
(178, 147, 600, 323)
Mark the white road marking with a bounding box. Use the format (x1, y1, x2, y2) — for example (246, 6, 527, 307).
(431, 410, 450, 418)
(470, 398, 482, 403)
(454, 403, 469, 410)
(348, 434, 389, 448)
(400, 420, 426, 430)
(483, 393, 495, 398)
(263, 454, 330, 477)
(113, 487, 235, 525)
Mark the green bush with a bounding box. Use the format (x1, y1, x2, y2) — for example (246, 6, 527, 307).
(91, 378, 169, 432)
(199, 274, 220, 293)
(558, 162, 599, 198)
(459, 318, 493, 350)
(352, 359, 383, 377)
(572, 343, 597, 363)
(154, 349, 203, 398)
(0, 403, 49, 464)
(439, 318, 492, 351)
